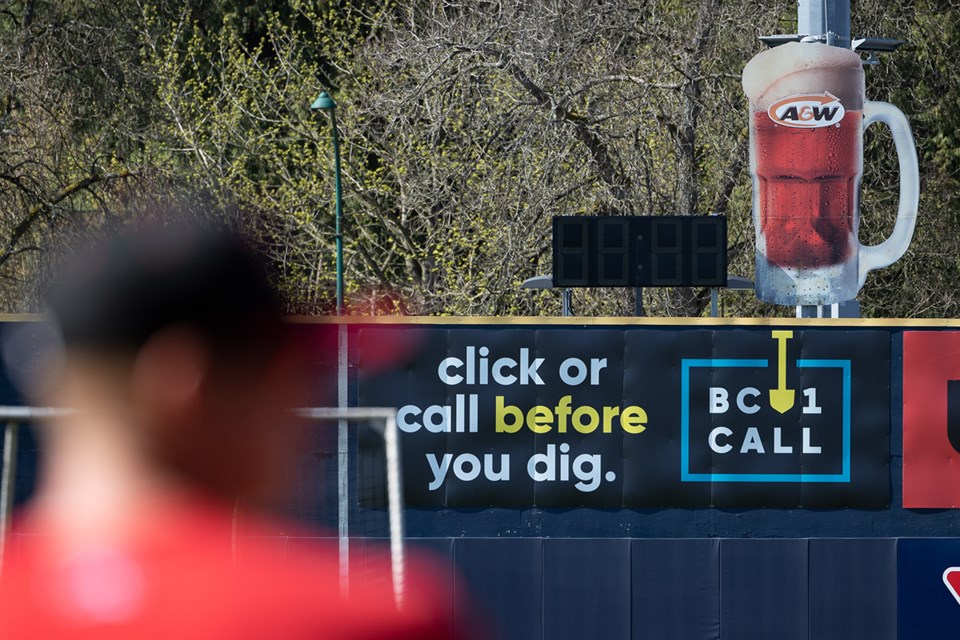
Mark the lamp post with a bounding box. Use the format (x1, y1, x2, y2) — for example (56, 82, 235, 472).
(311, 90, 349, 595)
(710, 276, 755, 317)
(311, 91, 344, 315)
(522, 275, 572, 316)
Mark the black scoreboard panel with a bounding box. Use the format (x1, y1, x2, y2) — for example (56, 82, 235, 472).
(552, 215, 727, 288)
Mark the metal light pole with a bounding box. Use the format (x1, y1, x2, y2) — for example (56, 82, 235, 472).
(798, 0, 850, 48)
(311, 90, 349, 595)
(801, 0, 846, 320)
(710, 276, 755, 318)
(522, 275, 572, 317)
(310, 91, 344, 316)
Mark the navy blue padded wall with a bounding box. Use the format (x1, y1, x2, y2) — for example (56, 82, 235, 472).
(543, 538, 631, 640)
(453, 538, 542, 640)
(407, 538, 456, 636)
(809, 538, 896, 640)
(412, 537, 900, 639)
(410, 537, 456, 627)
(632, 539, 720, 640)
(720, 538, 809, 640)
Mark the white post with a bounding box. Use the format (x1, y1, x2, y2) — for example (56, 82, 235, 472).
(384, 414, 405, 610)
(0, 421, 19, 577)
(337, 323, 349, 597)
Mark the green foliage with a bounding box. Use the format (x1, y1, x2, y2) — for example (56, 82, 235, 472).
(1, 0, 958, 319)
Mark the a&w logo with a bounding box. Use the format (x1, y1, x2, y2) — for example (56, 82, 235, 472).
(768, 92, 845, 129)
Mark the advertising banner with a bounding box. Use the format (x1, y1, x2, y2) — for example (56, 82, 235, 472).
(741, 42, 919, 306)
(902, 331, 960, 507)
(898, 539, 960, 640)
(358, 326, 889, 508)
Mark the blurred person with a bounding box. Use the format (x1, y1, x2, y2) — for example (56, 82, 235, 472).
(0, 222, 460, 639)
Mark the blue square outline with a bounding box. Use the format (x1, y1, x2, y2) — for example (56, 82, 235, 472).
(680, 358, 851, 483)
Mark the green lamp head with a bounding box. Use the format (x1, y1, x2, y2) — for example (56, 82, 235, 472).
(310, 91, 336, 110)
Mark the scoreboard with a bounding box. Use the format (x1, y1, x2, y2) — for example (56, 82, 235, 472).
(552, 215, 728, 288)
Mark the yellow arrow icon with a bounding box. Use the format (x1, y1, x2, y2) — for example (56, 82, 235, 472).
(769, 330, 795, 414)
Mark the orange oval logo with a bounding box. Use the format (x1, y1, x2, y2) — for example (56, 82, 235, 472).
(767, 92, 845, 129)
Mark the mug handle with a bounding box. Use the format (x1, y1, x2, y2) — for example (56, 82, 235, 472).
(857, 100, 920, 288)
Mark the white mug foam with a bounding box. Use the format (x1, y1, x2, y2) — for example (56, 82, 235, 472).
(742, 42, 864, 112)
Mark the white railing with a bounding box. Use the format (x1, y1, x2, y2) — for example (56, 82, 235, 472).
(0, 406, 405, 610)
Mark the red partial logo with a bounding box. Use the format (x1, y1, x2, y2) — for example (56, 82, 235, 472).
(767, 92, 845, 129)
(943, 567, 960, 606)
(903, 332, 960, 508)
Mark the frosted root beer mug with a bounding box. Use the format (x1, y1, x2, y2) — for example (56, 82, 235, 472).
(742, 42, 919, 306)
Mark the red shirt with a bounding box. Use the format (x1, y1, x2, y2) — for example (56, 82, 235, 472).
(0, 498, 456, 639)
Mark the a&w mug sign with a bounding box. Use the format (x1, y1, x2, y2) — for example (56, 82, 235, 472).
(742, 42, 919, 306)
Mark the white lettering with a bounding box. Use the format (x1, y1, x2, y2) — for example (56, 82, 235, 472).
(559, 358, 588, 385)
(397, 406, 422, 433)
(438, 357, 463, 385)
(590, 358, 608, 385)
(483, 454, 510, 481)
(573, 455, 602, 492)
(492, 357, 518, 385)
(803, 427, 821, 454)
(427, 453, 452, 491)
(527, 445, 556, 481)
(737, 387, 761, 414)
(453, 454, 481, 481)
(802, 388, 822, 415)
(709, 426, 733, 454)
(709, 387, 729, 414)
(519, 349, 545, 385)
(773, 427, 793, 453)
(740, 427, 765, 453)
(422, 405, 450, 433)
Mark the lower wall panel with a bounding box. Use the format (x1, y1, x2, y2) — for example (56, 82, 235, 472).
(451, 538, 543, 640)
(810, 538, 897, 640)
(541, 538, 632, 640)
(435, 537, 898, 640)
(17, 532, 899, 639)
(632, 539, 720, 640)
(720, 538, 809, 640)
